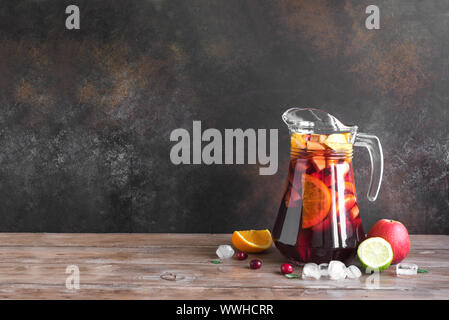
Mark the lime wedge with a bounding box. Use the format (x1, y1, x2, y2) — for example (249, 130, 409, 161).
(357, 237, 393, 272)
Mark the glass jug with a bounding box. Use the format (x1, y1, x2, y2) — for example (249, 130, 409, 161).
(273, 108, 383, 264)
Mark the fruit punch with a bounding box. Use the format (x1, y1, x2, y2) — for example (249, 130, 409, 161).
(273, 133, 365, 264)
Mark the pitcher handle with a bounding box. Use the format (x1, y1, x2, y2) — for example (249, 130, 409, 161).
(354, 133, 384, 201)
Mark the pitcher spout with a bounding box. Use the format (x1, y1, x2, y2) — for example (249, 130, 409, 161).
(282, 107, 357, 138)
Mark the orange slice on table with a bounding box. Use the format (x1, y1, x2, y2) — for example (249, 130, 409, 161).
(232, 229, 273, 253)
(301, 174, 331, 228)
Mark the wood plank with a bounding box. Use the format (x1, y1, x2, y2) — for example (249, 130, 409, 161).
(0, 233, 446, 299)
(0, 234, 446, 250)
(0, 233, 230, 248)
(0, 285, 447, 300)
(0, 247, 449, 268)
(0, 262, 447, 289)
(0, 245, 446, 268)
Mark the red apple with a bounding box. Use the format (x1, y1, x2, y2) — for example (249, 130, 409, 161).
(367, 219, 410, 264)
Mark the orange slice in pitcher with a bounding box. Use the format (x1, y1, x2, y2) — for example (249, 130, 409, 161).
(342, 132, 352, 142)
(349, 204, 360, 220)
(323, 134, 352, 151)
(291, 133, 307, 149)
(301, 174, 331, 228)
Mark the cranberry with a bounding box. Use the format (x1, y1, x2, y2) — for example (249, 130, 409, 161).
(235, 251, 248, 260)
(249, 259, 262, 269)
(281, 263, 293, 274)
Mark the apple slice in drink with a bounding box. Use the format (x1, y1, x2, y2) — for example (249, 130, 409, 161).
(323, 134, 352, 151)
(306, 141, 327, 151)
(311, 157, 326, 171)
(306, 142, 327, 172)
(309, 134, 328, 143)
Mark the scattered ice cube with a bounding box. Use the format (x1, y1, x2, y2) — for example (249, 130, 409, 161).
(302, 263, 321, 280)
(216, 245, 234, 259)
(328, 260, 347, 280)
(345, 265, 362, 279)
(318, 263, 329, 276)
(396, 263, 418, 275)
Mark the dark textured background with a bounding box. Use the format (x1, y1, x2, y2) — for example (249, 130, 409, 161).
(0, 0, 448, 233)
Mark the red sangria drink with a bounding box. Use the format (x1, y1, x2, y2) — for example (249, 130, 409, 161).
(273, 132, 365, 264)
(273, 108, 384, 264)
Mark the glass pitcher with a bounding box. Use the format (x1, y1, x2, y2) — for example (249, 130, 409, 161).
(272, 108, 383, 264)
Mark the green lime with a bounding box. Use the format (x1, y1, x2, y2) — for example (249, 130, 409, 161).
(357, 237, 393, 272)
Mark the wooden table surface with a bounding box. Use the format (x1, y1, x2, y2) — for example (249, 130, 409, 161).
(0, 233, 447, 299)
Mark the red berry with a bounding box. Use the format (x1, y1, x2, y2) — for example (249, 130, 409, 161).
(235, 251, 248, 260)
(281, 263, 293, 274)
(249, 259, 262, 269)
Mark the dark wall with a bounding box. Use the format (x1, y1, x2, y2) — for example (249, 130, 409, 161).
(0, 0, 448, 233)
